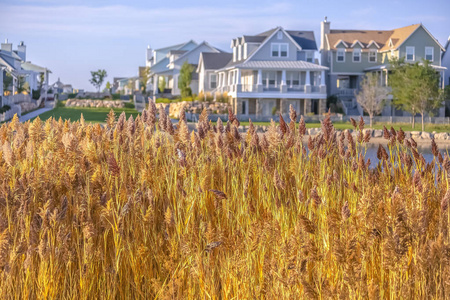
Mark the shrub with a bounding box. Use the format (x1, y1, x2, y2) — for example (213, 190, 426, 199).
(32, 89, 41, 100)
(112, 93, 121, 100)
(68, 93, 78, 99)
(155, 98, 172, 103)
(0, 105, 11, 113)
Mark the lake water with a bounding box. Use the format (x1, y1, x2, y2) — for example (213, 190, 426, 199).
(362, 144, 449, 166)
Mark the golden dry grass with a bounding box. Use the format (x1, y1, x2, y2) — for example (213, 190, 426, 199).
(0, 104, 449, 299)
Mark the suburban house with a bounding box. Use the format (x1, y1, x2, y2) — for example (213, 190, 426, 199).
(147, 40, 225, 98)
(320, 18, 446, 116)
(197, 52, 233, 95)
(210, 27, 328, 117)
(443, 36, 450, 87)
(0, 40, 51, 99)
(51, 78, 73, 94)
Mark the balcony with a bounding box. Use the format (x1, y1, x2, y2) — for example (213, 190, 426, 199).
(235, 83, 325, 95)
(338, 88, 356, 96)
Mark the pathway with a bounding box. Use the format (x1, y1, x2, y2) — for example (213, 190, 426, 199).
(19, 107, 53, 122)
(19, 101, 54, 122)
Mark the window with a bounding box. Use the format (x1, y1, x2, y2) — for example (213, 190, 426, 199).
(369, 50, 377, 62)
(328, 52, 331, 63)
(209, 74, 217, 89)
(425, 47, 434, 61)
(280, 44, 288, 57)
(238, 45, 242, 61)
(353, 48, 361, 62)
(277, 31, 283, 40)
(243, 43, 247, 59)
(306, 51, 314, 62)
(271, 43, 289, 57)
(337, 49, 345, 62)
(233, 47, 236, 62)
(406, 46, 415, 61)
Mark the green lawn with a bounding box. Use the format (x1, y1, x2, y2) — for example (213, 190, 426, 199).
(236, 121, 450, 133)
(32, 105, 140, 123)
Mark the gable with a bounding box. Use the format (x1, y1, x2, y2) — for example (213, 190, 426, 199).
(400, 25, 444, 51)
(174, 44, 219, 67)
(247, 28, 301, 61)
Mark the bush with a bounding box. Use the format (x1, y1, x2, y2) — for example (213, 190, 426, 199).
(112, 93, 121, 100)
(124, 102, 135, 109)
(32, 90, 41, 100)
(155, 98, 172, 104)
(181, 97, 194, 102)
(68, 93, 77, 99)
(0, 105, 11, 114)
(271, 106, 277, 116)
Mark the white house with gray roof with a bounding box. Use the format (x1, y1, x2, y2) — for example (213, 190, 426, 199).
(212, 26, 328, 117)
(147, 40, 225, 98)
(0, 39, 51, 106)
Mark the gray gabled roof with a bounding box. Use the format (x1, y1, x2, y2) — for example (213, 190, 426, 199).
(242, 35, 266, 43)
(201, 52, 233, 70)
(286, 30, 317, 50)
(168, 50, 188, 55)
(21, 61, 51, 73)
(236, 28, 317, 50)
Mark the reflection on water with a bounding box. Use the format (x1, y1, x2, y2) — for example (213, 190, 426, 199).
(362, 144, 449, 166)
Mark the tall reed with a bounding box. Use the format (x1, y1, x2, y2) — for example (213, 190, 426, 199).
(0, 108, 449, 299)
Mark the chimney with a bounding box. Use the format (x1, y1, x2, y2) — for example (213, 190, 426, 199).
(320, 17, 330, 51)
(1, 39, 12, 52)
(17, 41, 26, 61)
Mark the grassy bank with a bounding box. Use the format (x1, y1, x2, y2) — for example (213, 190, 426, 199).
(32, 102, 139, 123)
(235, 120, 450, 133)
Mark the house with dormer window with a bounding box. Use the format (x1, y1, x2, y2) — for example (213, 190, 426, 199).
(320, 18, 446, 116)
(146, 40, 227, 98)
(206, 27, 328, 117)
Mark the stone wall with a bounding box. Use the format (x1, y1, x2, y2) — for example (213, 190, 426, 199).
(156, 101, 230, 119)
(65, 99, 125, 108)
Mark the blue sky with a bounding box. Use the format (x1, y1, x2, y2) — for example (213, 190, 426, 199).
(1, 0, 449, 90)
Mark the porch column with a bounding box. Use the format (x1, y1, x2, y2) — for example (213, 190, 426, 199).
(319, 99, 326, 115)
(12, 77, 16, 95)
(257, 69, 263, 92)
(0, 68, 3, 99)
(320, 70, 326, 93)
(304, 70, 311, 93)
(236, 69, 242, 92)
(153, 75, 159, 95)
(280, 70, 287, 93)
(255, 98, 261, 116)
(304, 99, 312, 115)
(45, 69, 49, 99)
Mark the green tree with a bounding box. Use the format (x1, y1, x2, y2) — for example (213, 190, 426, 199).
(89, 69, 108, 96)
(178, 62, 193, 98)
(17, 76, 29, 94)
(355, 73, 389, 128)
(37, 73, 45, 91)
(105, 81, 111, 90)
(3, 73, 13, 94)
(140, 67, 150, 95)
(158, 76, 166, 94)
(390, 58, 442, 131)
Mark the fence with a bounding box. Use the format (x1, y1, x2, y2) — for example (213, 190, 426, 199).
(2, 94, 32, 106)
(184, 112, 450, 125)
(0, 105, 21, 122)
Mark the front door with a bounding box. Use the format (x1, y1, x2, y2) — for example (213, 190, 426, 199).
(241, 99, 248, 115)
